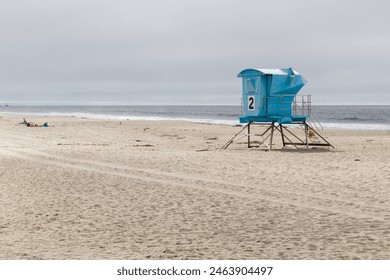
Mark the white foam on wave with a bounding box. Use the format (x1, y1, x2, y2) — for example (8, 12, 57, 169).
(320, 122, 390, 131)
(1, 111, 239, 126)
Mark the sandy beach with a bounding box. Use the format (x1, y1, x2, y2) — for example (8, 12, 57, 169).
(0, 114, 389, 260)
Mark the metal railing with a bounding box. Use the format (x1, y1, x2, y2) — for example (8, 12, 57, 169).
(292, 95, 311, 116)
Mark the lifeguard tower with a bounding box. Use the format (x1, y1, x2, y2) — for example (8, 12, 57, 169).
(222, 67, 333, 150)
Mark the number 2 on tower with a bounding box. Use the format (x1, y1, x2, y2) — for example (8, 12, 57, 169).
(248, 96, 255, 110)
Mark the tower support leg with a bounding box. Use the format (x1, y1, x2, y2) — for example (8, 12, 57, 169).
(304, 121, 309, 148)
(247, 122, 251, 148)
(270, 121, 275, 150)
(280, 124, 286, 147)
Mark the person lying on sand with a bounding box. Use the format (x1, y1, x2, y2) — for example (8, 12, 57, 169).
(21, 118, 49, 127)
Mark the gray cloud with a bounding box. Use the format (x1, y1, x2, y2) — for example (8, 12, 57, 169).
(0, 0, 389, 105)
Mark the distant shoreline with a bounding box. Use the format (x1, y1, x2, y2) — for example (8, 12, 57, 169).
(2, 110, 390, 131)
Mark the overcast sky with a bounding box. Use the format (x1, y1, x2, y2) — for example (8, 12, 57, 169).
(0, 0, 389, 105)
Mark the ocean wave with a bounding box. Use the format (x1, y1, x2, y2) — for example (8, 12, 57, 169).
(216, 113, 239, 117)
(337, 117, 363, 121)
(335, 117, 385, 122)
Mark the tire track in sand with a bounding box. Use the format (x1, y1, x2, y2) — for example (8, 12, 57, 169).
(0, 132, 387, 211)
(0, 138, 388, 222)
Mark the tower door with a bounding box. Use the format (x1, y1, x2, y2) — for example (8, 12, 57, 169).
(243, 77, 261, 116)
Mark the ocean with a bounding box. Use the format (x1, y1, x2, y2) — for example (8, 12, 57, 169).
(1, 105, 390, 130)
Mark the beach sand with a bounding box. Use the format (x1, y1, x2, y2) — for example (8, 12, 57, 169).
(0, 114, 389, 259)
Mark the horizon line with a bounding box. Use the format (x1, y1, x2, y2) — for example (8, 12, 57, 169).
(1, 103, 390, 107)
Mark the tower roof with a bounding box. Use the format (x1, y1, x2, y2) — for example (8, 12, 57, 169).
(237, 68, 300, 77)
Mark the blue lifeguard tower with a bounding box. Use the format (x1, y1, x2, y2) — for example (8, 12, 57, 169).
(222, 67, 333, 150)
